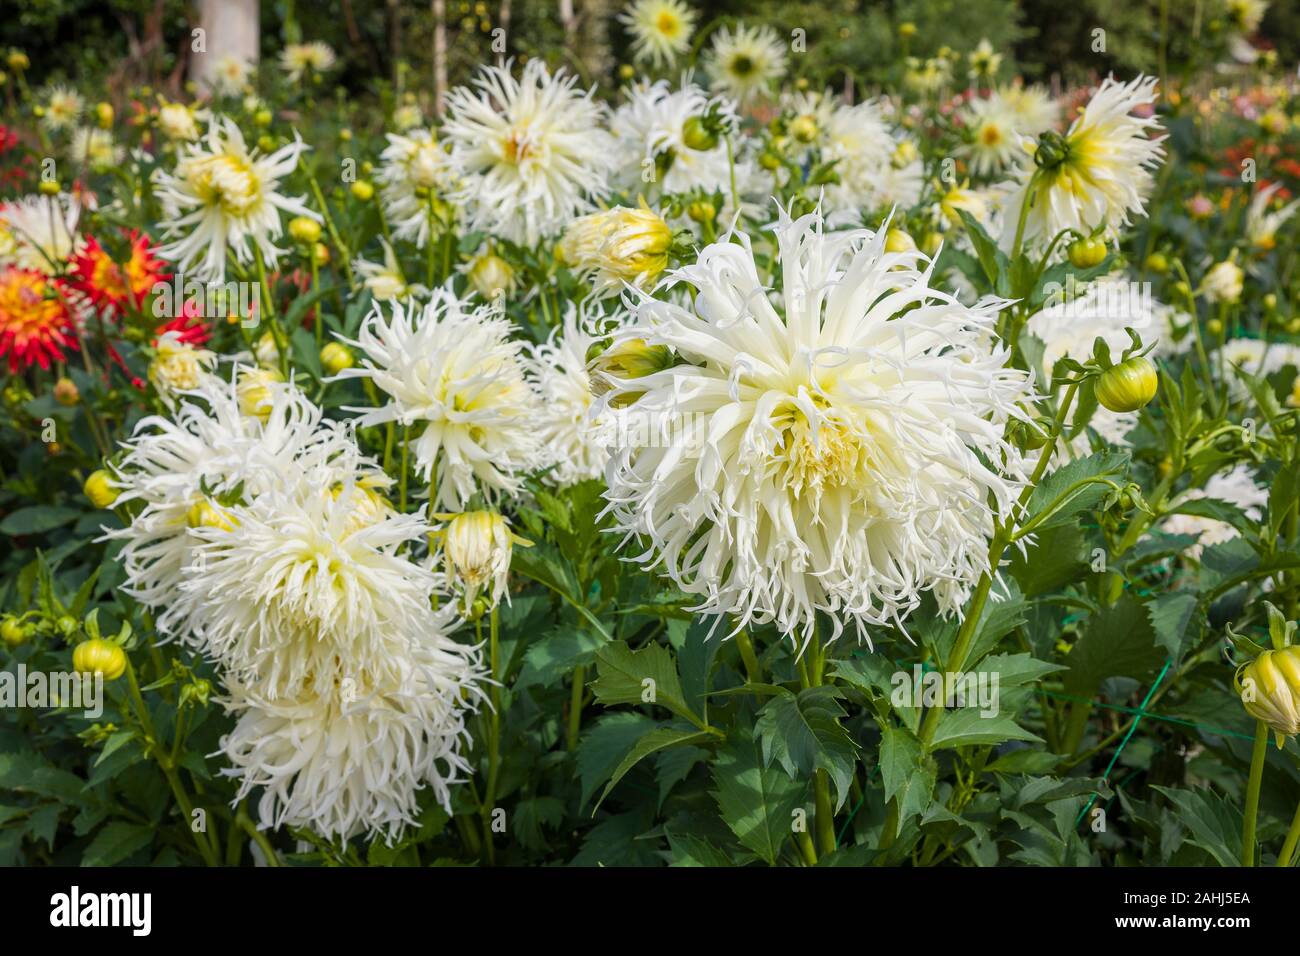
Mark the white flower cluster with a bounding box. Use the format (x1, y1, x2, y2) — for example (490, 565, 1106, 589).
(107, 372, 484, 841)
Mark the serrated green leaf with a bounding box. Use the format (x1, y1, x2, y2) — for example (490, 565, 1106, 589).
(711, 729, 805, 865)
(595, 726, 714, 811)
(575, 712, 656, 809)
(930, 709, 1042, 749)
(1147, 591, 1201, 659)
(591, 640, 705, 729)
(81, 822, 154, 866)
(754, 687, 859, 809)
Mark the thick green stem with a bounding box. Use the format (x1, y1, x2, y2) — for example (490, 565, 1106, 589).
(1242, 720, 1269, 867)
(236, 802, 281, 867)
(735, 629, 762, 684)
(1060, 699, 1094, 755)
(1278, 797, 1300, 868)
(813, 771, 836, 856)
(125, 660, 219, 866)
(566, 664, 585, 751)
(481, 608, 502, 865)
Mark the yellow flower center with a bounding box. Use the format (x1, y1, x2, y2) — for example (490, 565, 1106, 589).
(188, 153, 261, 216)
(655, 11, 682, 37)
(782, 408, 869, 499)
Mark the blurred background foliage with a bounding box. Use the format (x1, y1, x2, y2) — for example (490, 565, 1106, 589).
(4, 0, 1298, 101)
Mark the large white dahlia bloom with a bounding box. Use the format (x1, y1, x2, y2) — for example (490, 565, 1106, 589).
(152, 117, 318, 282)
(335, 287, 541, 510)
(219, 609, 484, 841)
(182, 455, 435, 700)
(997, 75, 1165, 252)
(106, 372, 334, 637)
(441, 59, 616, 246)
(602, 206, 1034, 644)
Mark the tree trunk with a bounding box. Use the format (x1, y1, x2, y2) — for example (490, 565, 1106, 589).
(191, 0, 260, 96)
(433, 0, 447, 117)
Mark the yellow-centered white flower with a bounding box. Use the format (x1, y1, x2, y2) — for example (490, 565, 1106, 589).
(148, 330, 219, 407)
(603, 205, 1033, 645)
(152, 117, 319, 282)
(997, 75, 1164, 251)
(619, 0, 697, 67)
(219, 605, 484, 841)
(335, 287, 542, 510)
(278, 41, 337, 82)
(704, 24, 787, 103)
(442, 59, 616, 246)
(377, 128, 456, 248)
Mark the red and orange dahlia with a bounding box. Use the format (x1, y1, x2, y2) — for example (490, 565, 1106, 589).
(0, 266, 78, 371)
(66, 230, 169, 315)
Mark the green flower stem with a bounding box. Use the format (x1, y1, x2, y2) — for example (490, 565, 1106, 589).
(1242, 720, 1269, 867)
(917, 382, 1079, 749)
(566, 664, 585, 752)
(124, 659, 219, 867)
(796, 827, 819, 866)
(310, 253, 322, 349)
(481, 607, 503, 865)
(1059, 699, 1094, 756)
(814, 772, 836, 856)
(252, 244, 290, 378)
(1277, 796, 1300, 867)
(735, 629, 762, 684)
(235, 800, 281, 867)
(1010, 170, 1041, 262)
(298, 157, 355, 285)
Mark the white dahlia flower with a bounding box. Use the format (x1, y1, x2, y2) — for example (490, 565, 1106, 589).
(997, 75, 1165, 252)
(602, 205, 1034, 644)
(210, 55, 252, 96)
(377, 128, 456, 248)
(817, 102, 922, 221)
(106, 372, 336, 638)
(442, 59, 616, 246)
(220, 621, 484, 841)
(619, 0, 697, 67)
(152, 117, 319, 282)
(528, 307, 623, 487)
(0, 194, 83, 275)
(997, 82, 1059, 136)
(41, 85, 84, 133)
(181, 455, 432, 700)
(70, 128, 125, 172)
(335, 287, 541, 510)
(960, 95, 1022, 178)
(704, 24, 787, 104)
(610, 79, 738, 197)
(147, 330, 219, 407)
(278, 41, 337, 82)
(157, 101, 207, 142)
